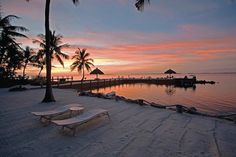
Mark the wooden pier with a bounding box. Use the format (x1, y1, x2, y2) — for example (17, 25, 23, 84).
(53, 77, 214, 91)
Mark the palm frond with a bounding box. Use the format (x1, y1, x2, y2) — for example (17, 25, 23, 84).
(84, 58, 94, 63)
(86, 61, 94, 67)
(70, 61, 79, 71)
(6, 26, 28, 32)
(5, 30, 28, 38)
(135, 0, 150, 11)
(84, 63, 92, 72)
(71, 54, 79, 60)
(0, 15, 19, 27)
(54, 49, 69, 59)
(55, 54, 64, 67)
(33, 39, 45, 48)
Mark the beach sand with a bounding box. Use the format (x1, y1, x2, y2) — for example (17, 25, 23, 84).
(0, 88, 236, 157)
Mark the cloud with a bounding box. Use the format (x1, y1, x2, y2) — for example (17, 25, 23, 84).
(17, 25, 236, 74)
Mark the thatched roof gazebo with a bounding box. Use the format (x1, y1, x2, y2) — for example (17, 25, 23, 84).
(164, 69, 176, 74)
(90, 68, 104, 79)
(164, 69, 176, 78)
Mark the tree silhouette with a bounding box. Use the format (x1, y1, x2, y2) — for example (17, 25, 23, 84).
(31, 56, 46, 77)
(26, 0, 79, 102)
(0, 13, 28, 79)
(33, 30, 69, 68)
(22, 46, 35, 78)
(71, 48, 94, 81)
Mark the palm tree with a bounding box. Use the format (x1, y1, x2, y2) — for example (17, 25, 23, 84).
(33, 30, 69, 68)
(26, 0, 79, 102)
(70, 48, 94, 81)
(0, 13, 28, 78)
(22, 46, 35, 78)
(4, 45, 24, 79)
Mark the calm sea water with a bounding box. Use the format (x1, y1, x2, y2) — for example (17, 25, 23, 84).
(90, 74, 236, 114)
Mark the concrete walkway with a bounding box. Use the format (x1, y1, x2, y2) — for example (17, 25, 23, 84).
(0, 88, 235, 157)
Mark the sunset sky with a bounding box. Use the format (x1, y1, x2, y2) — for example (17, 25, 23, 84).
(1, 0, 236, 76)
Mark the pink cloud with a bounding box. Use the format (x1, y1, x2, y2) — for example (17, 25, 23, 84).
(15, 24, 236, 75)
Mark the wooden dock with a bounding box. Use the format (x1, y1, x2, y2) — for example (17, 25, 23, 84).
(54, 77, 211, 91)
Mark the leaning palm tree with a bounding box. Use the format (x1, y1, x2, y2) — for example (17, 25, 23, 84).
(26, 0, 79, 102)
(33, 30, 69, 68)
(22, 46, 35, 78)
(70, 48, 94, 81)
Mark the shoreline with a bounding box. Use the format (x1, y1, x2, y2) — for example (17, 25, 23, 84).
(79, 91, 236, 123)
(0, 88, 236, 157)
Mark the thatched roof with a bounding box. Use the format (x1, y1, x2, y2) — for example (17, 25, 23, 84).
(164, 69, 176, 74)
(90, 68, 104, 75)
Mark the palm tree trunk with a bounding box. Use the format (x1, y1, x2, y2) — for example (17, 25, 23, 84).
(22, 62, 27, 78)
(81, 66, 85, 81)
(42, 0, 55, 102)
(38, 67, 43, 77)
(80, 66, 85, 91)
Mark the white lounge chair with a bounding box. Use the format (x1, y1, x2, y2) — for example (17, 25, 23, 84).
(31, 104, 84, 123)
(52, 109, 109, 135)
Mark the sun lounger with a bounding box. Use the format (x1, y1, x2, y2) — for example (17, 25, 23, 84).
(31, 104, 84, 123)
(52, 109, 109, 135)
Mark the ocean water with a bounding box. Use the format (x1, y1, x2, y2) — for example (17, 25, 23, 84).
(90, 73, 236, 114)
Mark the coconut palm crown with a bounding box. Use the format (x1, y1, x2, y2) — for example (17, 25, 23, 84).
(33, 30, 69, 68)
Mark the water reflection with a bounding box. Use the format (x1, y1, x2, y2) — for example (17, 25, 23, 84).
(165, 85, 176, 96)
(91, 74, 236, 114)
